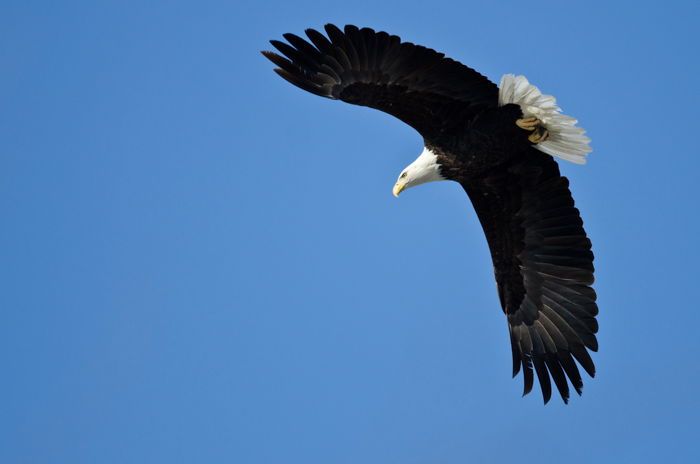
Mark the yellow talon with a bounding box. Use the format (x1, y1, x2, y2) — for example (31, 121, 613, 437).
(528, 128, 549, 143)
(516, 117, 539, 131)
(517, 117, 548, 143)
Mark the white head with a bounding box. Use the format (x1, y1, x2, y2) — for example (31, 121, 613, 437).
(392, 147, 446, 197)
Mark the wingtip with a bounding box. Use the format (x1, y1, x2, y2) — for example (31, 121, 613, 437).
(324, 23, 343, 36)
(542, 391, 552, 405)
(269, 39, 282, 47)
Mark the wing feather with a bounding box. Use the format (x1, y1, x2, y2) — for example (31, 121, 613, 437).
(464, 147, 598, 404)
(262, 24, 498, 137)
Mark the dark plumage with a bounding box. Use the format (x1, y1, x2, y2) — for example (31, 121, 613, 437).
(262, 24, 598, 404)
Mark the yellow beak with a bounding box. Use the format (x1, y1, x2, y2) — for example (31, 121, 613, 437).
(393, 181, 406, 197)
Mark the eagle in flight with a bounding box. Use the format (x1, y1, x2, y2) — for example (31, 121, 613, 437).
(262, 24, 598, 404)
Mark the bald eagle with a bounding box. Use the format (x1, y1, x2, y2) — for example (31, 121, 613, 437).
(262, 24, 598, 404)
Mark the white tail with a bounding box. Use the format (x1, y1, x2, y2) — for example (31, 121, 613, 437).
(499, 74, 592, 165)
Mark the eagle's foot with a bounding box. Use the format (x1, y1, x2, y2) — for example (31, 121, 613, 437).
(528, 126, 549, 143)
(516, 117, 539, 131)
(516, 117, 549, 143)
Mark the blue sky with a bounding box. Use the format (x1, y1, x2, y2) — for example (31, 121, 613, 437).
(2, 1, 699, 462)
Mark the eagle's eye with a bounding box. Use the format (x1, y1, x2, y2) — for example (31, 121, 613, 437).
(400, 172, 407, 179)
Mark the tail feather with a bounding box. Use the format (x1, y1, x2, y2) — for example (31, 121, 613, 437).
(500, 74, 592, 165)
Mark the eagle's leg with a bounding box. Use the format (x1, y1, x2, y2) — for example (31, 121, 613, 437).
(516, 117, 549, 143)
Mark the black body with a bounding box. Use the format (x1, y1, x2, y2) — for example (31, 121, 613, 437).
(263, 24, 598, 404)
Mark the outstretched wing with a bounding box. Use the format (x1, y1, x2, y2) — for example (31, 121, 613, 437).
(463, 147, 598, 404)
(262, 24, 498, 138)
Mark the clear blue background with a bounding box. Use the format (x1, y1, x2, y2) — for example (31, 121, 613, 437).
(2, 1, 699, 462)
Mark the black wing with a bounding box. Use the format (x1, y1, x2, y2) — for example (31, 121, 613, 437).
(463, 148, 598, 404)
(262, 24, 498, 138)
